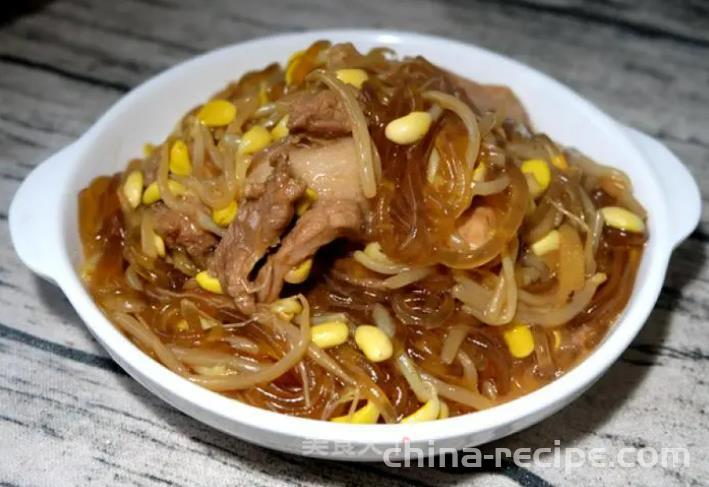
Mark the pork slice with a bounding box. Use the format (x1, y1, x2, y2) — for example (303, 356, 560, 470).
(256, 199, 364, 303)
(457, 206, 496, 250)
(253, 138, 367, 302)
(287, 90, 351, 137)
(288, 137, 364, 204)
(244, 140, 294, 188)
(208, 165, 306, 313)
(152, 204, 218, 268)
(447, 71, 530, 126)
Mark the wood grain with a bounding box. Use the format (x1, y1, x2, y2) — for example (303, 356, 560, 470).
(1, 1, 707, 486)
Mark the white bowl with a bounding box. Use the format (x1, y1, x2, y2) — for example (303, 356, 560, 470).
(9, 30, 700, 461)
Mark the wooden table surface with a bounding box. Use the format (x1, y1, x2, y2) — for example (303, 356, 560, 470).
(1, 1, 707, 485)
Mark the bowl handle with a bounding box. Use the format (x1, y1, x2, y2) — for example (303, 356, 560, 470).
(622, 126, 701, 247)
(9, 143, 79, 283)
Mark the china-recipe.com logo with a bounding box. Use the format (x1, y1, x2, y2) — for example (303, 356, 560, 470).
(301, 437, 690, 472)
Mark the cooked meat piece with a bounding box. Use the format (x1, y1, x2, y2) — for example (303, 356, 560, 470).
(245, 140, 295, 188)
(243, 182, 266, 199)
(448, 72, 530, 125)
(457, 206, 496, 250)
(288, 137, 365, 204)
(213, 136, 365, 306)
(287, 90, 351, 137)
(256, 199, 364, 302)
(152, 204, 218, 267)
(248, 136, 364, 203)
(208, 164, 305, 313)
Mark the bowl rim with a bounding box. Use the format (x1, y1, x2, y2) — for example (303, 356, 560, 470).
(19, 29, 679, 449)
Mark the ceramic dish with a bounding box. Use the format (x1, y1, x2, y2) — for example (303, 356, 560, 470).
(9, 30, 700, 461)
